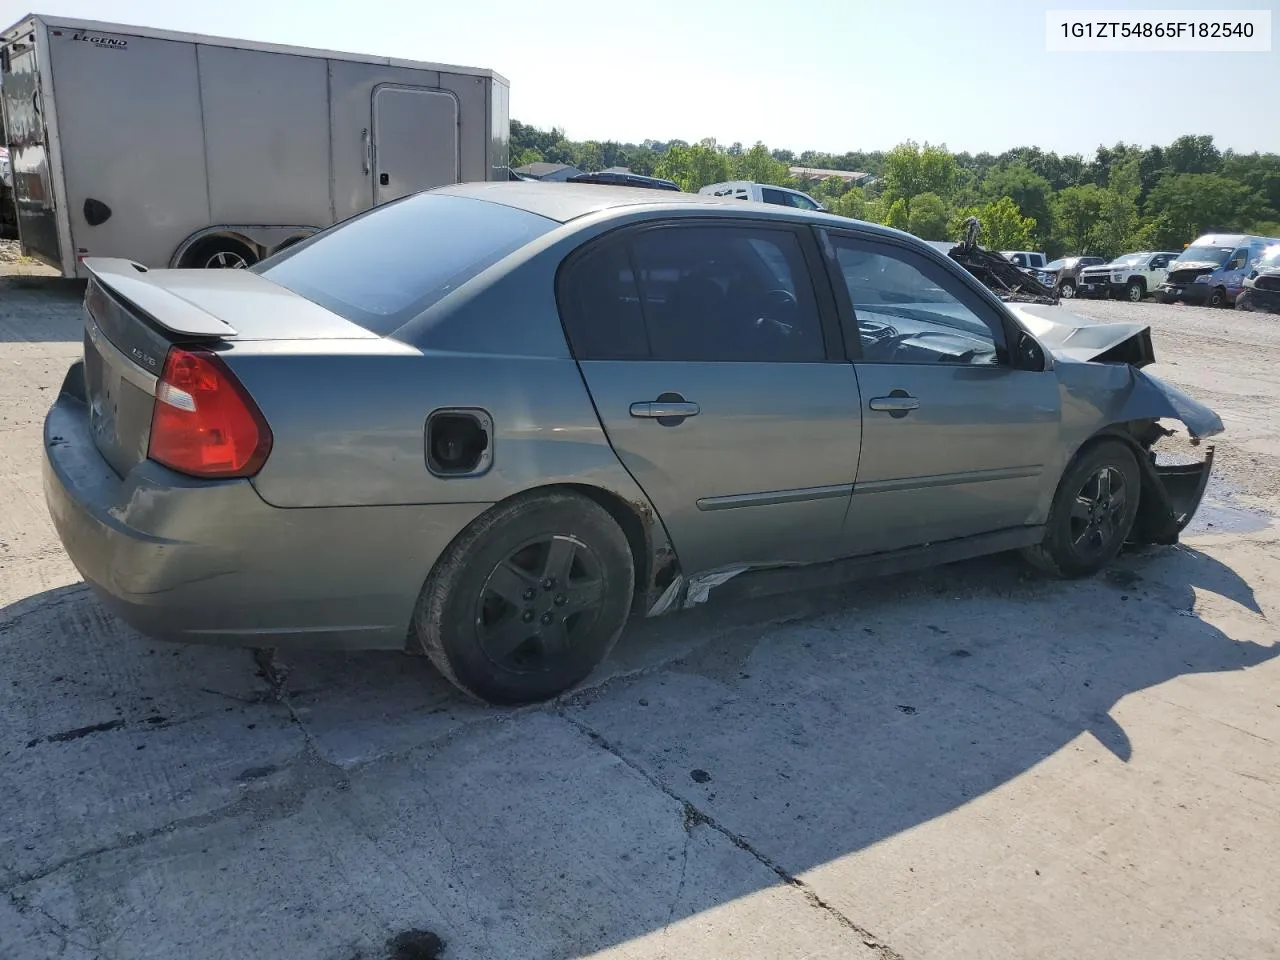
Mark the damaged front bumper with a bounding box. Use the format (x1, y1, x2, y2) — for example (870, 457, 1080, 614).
(1132, 445, 1215, 545)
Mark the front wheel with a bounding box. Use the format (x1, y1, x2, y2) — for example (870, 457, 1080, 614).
(1126, 279, 1145, 302)
(1208, 287, 1227, 308)
(1235, 291, 1253, 311)
(1022, 439, 1141, 579)
(414, 490, 634, 705)
(1058, 280, 1076, 299)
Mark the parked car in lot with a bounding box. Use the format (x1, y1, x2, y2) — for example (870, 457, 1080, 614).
(43, 183, 1223, 705)
(699, 180, 825, 210)
(1156, 234, 1280, 307)
(1077, 251, 1181, 301)
(1001, 250, 1048, 270)
(1235, 243, 1280, 314)
(567, 171, 681, 191)
(1033, 256, 1107, 298)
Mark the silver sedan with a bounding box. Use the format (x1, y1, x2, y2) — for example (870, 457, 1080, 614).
(43, 182, 1223, 704)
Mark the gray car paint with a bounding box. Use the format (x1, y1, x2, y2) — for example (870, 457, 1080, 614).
(44, 183, 1222, 654)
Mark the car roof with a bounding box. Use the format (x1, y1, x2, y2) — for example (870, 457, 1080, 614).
(433, 180, 892, 233)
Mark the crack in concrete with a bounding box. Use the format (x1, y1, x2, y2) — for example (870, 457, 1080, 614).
(556, 709, 905, 960)
(663, 803, 700, 939)
(5, 888, 111, 959)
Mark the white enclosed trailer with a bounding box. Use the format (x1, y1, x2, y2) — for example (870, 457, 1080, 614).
(0, 14, 510, 276)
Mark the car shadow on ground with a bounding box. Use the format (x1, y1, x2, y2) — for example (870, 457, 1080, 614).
(2, 539, 1276, 958)
(0, 277, 85, 343)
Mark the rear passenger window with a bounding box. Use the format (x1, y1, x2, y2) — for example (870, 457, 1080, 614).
(557, 243, 650, 360)
(557, 224, 826, 363)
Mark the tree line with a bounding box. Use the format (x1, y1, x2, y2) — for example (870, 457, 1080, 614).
(512, 122, 1280, 258)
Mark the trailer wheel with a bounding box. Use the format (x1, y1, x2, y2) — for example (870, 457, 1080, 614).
(181, 237, 258, 270)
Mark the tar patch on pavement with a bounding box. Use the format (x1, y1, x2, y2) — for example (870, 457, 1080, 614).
(1103, 568, 1144, 589)
(387, 929, 444, 960)
(236, 765, 279, 782)
(690, 769, 712, 784)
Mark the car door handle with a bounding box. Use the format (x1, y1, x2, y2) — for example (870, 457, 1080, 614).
(630, 401, 700, 419)
(868, 395, 920, 412)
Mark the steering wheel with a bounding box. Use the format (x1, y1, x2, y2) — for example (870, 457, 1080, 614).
(753, 289, 800, 337)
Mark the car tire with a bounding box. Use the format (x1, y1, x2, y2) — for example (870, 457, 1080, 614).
(1208, 287, 1227, 308)
(1125, 279, 1145, 302)
(180, 237, 257, 270)
(1022, 439, 1142, 579)
(1059, 280, 1076, 299)
(1235, 291, 1253, 311)
(414, 490, 634, 705)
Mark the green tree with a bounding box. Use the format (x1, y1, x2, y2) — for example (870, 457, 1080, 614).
(906, 192, 949, 240)
(572, 141, 604, 172)
(654, 143, 731, 193)
(623, 146, 659, 176)
(883, 198, 910, 231)
(1050, 185, 1139, 257)
(828, 188, 868, 220)
(513, 148, 543, 168)
(1053, 185, 1104, 254)
(1165, 134, 1221, 175)
(951, 197, 1037, 250)
(1144, 172, 1255, 248)
(1221, 151, 1280, 217)
(882, 141, 957, 204)
(732, 143, 791, 185)
(983, 164, 1054, 245)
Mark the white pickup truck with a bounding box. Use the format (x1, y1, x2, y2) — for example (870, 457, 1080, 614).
(1077, 251, 1182, 301)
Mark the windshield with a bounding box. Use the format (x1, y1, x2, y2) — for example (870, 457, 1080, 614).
(1175, 245, 1232, 266)
(1111, 254, 1146, 267)
(255, 194, 556, 335)
(1043, 259, 1067, 271)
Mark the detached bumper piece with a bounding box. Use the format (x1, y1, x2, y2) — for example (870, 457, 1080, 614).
(1130, 446, 1215, 545)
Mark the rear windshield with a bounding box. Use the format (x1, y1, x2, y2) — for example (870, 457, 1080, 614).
(254, 193, 556, 335)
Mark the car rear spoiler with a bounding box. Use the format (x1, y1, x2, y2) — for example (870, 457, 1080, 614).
(82, 258, 238, 338)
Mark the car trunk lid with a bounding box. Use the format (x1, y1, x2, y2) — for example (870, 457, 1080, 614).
(79, 258, 378, 478)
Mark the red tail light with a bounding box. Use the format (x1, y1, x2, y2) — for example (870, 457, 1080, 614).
(148, 347, 272, 478)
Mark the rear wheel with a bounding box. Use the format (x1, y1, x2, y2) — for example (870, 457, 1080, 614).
(414, 490, 634, 705)
(1125, 279, 1145, 302)
(181, 237, 257, 270)
(1022, 439, 1141, 579)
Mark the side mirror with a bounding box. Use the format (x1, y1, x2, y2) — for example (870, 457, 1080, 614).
(1016, 331, 1046, 371)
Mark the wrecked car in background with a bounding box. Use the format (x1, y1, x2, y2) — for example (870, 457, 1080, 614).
(928, 218, 1061, 303)
(42, 184, 1222, 706)
(1235, 243, 1280, 314)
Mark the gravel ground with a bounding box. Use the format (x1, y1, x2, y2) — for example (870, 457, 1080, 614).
(1, 271, 1277, 960)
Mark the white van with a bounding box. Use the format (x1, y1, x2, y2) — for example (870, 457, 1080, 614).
(699, 181, 825, 211)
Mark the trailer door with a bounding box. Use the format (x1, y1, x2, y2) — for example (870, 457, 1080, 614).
(372, 85, 459, 205)
(1, 37, 61, 264)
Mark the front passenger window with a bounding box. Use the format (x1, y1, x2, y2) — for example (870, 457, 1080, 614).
(831, 239, 1001, 366)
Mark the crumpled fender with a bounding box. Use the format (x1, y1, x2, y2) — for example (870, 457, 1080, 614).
(1124, 369, 1224, 439)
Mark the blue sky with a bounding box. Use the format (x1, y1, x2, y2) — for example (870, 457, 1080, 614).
(3, 0, 1277, 156)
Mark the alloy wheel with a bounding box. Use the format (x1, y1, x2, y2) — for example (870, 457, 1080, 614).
(1069, 466, 1127, 562)
(205, 250, 250, 269)
(475, 535, 605, 673)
